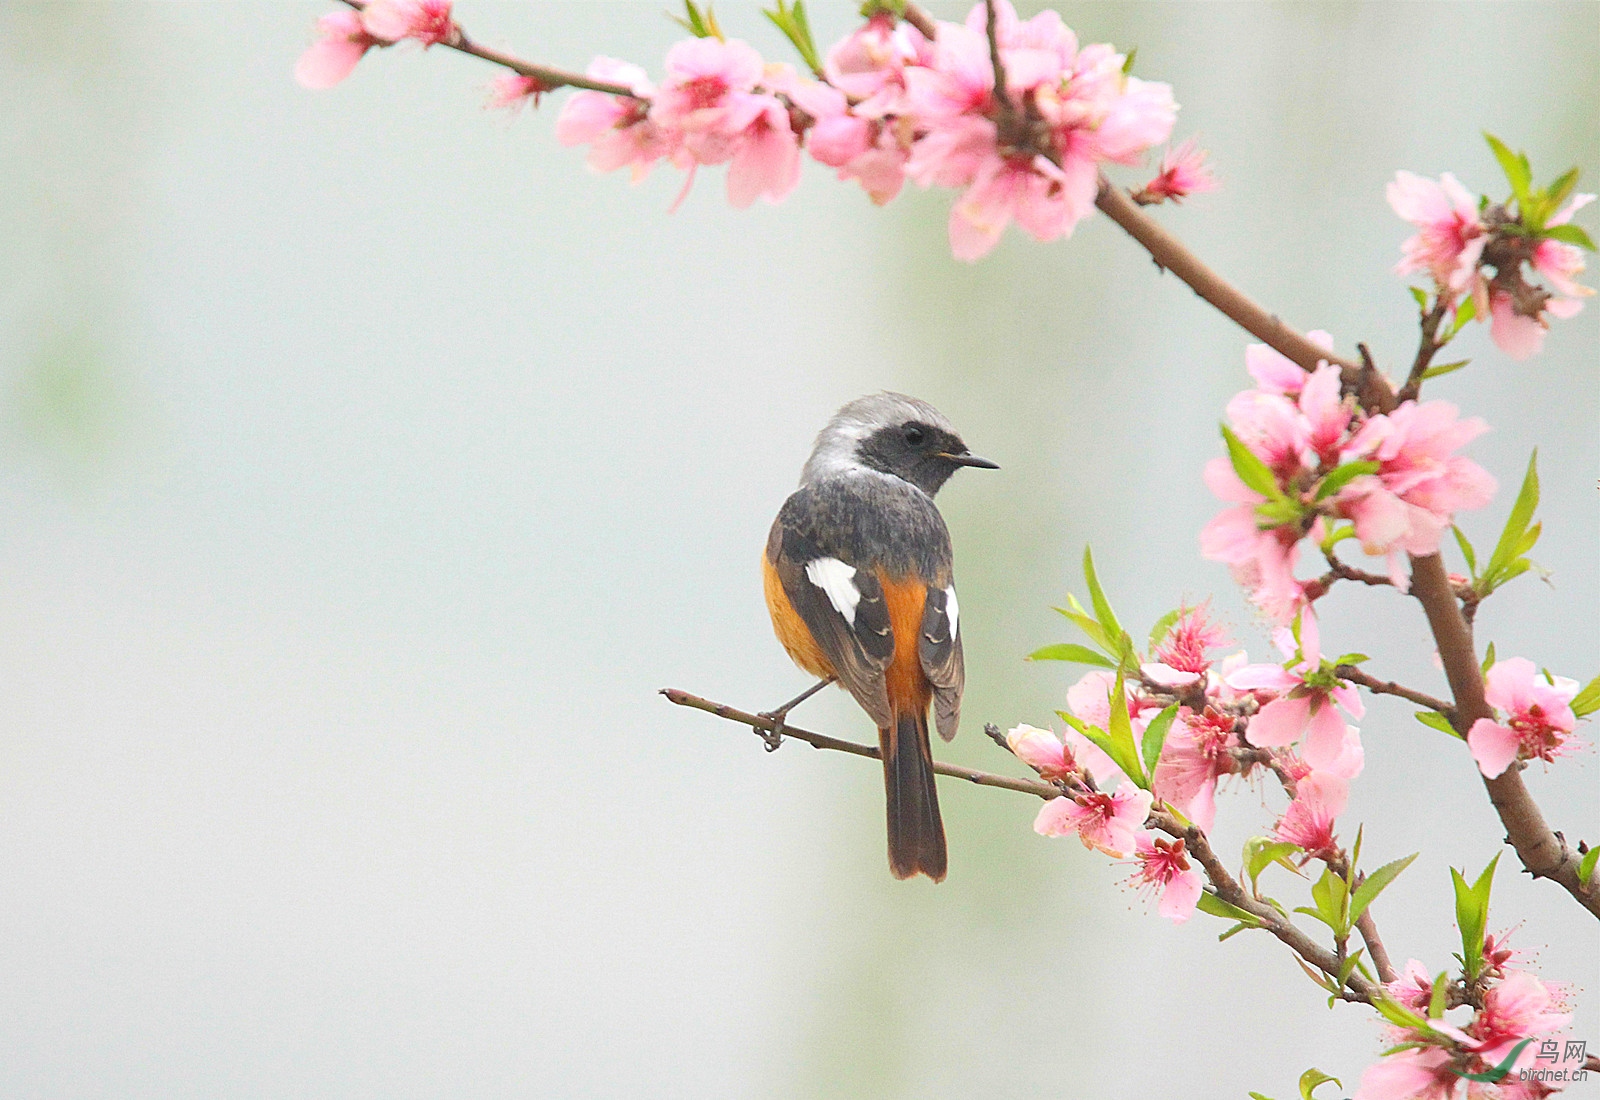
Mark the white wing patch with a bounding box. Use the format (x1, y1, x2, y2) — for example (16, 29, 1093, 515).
(945, 585, 960, 639)
(805, 557, 862, 626)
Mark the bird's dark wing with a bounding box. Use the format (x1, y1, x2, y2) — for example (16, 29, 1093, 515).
(768, 490, 895, 727)
(919, 584, 964, 742)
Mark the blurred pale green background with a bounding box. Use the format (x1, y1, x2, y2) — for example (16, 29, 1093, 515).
(1, 2, 1595, 1097)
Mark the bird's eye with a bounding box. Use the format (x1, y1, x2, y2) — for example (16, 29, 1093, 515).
(903, 426, 926, 447)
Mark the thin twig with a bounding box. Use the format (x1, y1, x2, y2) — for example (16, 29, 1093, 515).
(902, 2, 939, 41)
(335, 0, 637, 96)
(982, 0, 1013, 110)
(1397, 295, 1453, 404)
(1149, 810, 1383, 1003)
(668, 688, 1383, 1002)
(661, 689, 1059, 799)
(1335, 665, 1457, 721)
(1092, 177, 1364, 383)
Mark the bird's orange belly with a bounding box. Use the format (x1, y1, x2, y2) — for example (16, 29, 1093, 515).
(763, 552, 836, 679)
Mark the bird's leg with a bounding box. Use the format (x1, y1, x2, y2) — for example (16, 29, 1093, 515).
(757, 677, 836, 751)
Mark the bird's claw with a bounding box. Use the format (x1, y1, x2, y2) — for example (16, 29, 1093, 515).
(756, 711, 786, 751)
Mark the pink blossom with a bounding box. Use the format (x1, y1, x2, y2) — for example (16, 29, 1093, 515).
(1226, 610, 1365, 771)
(1464, 971, 1572, 1065)
(1124, 832, 1203, 922)
(1337, 399, 1496, 571)
(1385, 958, 1438, 1016)
(1034, 782, 1153, 857)
(1245, 331, 1335, 396)
(1136, 137, 1216, 203)
(1150, 603, 1231, 679)
(1466, 657, 1581, 779)
(556, 60, 677, 181)
(1198, 458, 1309, 625)
(295, 10, 379, 89)
(648, 39, 800, 207)
(1353, 1046, 1461, 1100)
(1005, 724, 1077, 782)
(784, 79, 909, 206)
(824, 13, 930, 118)
(360, 0, 454, 47)
(485, 73, 549, 112)
(652, 37, 768, 159)
(1201, 357, 1357, 623)
(1152, 707, 1237, 831)
(1487, 291, 1547, 361)
(902, 2, 1173, 259)
(1481, 929, 1519, 976)
(1273, 771, 1347, 860)
(1388, 170, 1487, 294)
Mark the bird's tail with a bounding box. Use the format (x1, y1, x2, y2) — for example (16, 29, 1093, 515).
(881, 708, 947, 882)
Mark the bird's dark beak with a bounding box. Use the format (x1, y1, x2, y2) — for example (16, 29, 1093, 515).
(939, 451, 1000, 470)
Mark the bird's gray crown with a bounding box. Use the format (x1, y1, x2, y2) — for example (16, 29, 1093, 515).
(800, 392, 956, 485)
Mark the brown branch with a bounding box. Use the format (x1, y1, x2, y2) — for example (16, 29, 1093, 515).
(1397, 294, 1452, 404)
(335, 0, 638, 96)
(1149, 810, 1383, 1003)
(1407, 554, 1600, 916)
(902, 3, 939, 42)
(667, 687, 1384, 1002)
(1319, 553, 1397, 590)
(982, 0, 1013, 111)
(1335, 665, 1457, 722)
(1093, 176, 1366, 385)
(661, 688, 1059, 799)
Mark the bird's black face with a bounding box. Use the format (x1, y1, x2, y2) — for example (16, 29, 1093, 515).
(857, 419, 999, 496)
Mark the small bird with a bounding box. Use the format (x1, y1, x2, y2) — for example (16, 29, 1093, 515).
(761, 393, 997, 881)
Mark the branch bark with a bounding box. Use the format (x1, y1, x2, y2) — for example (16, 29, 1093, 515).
(336, 0, 637, 95)
(666, 688, 1385, 1003)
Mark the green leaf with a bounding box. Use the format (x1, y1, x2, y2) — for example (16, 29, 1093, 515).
(1450, 292, 1478, 334)
(1414, 710, 1463, 739)
(1299, 1069, 1342, 1100)
(1409, 285, 1430, 312)
(1195, 889, 1260, 925)
(1336, 949, 1365, 988)
(1451, 524, 1478, 579)
(1147, 608, 1182, 653)
(1480, 450, 1539, 595)
(1054, 604, 1111, 653)
(669, 0, 722, 38)
(1546, 166, 1580, 211)
(1454, 1038, 1534, 1083)
(762, 0, 823, 76)
(1140, 703, 1179, 778)
(1422, 359, 1470, 380)
(1219, 921, 1254, 942)
(1373, 994, 1430, 1033)
(1249, 1093, 1278, 1100)
(1121, 46, 1137, 75)
(1221, 424, 1283, 500)
(1484, 132, 1532, 203)
(1427, 971, 1451, 1019)
(1320, 523, 1356, 552)
(1570, 673, 1600, 718)
(1453, 854, 1499, 982)
(1307, 867, 1350, 936)
(1027, 643, 1116, 667)
(1082, 547, 1128, 657)
(1577, 846, 1599, 885)
(1314, 460, 1379, 501)
(1106, 669, 1147, 786)
(1543, 223, 1597, 251)
(1349, 852, 1418, 923)
(1244, 838, 1302, 891)
(1481, 640, 1496, 677)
